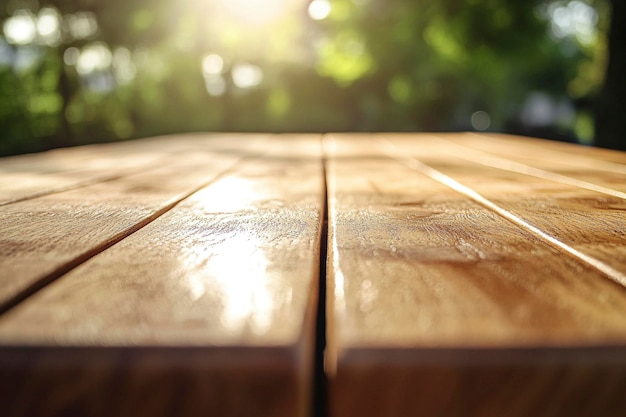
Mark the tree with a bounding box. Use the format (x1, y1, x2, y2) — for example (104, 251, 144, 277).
(0, 0, 622, 155)
(595, 0, 626, 150)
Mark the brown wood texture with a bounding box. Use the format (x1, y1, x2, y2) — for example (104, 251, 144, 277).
(0, 134, 267, 310)
(326, 133, 626, 417)
(446, 133, 626, 196)
(2, 132, 626, 417)
(0, 134, 324, 417)
(384, 133, 626, 285)
(0, 134, 209, 206)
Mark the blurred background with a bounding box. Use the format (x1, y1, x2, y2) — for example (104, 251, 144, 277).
(0, 0, 624, 156)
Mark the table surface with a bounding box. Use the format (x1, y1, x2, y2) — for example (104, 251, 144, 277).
(0, 132, 625, 417)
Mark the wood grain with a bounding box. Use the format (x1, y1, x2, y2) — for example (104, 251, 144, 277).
(383, 133, 626, 285)
(0, 133, 256, 206)
(0, 134, 324, 417)
(467, 132, 626, 168)
(2, 132, 625, 417)
(444, 132, 626, 196)
(326, 133, 626, 417)
(0, 134, 269, 310)
(0, 136, 169, 205)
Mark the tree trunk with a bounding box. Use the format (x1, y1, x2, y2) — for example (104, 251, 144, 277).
(595, 0, 626, 150)
(56, 60, 75, 148)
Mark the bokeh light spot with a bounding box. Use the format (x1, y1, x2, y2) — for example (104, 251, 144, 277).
(308, 0, 332, 21)
(232, 63, 263, 89)
(3, 10, 37, 45)
(471, 111, 491, 131)
(76, 43, 112, 75)
(66, 12, 98, 40)
(202, 54, 224, 75)
(36, 8, 61, 46)
(546, 0, 598, 44)
(63, 47, 80, 66)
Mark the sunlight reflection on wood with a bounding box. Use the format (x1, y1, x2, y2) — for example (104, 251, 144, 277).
(182, 232, 274, 335)
(190, 176, 262, 213)
(0, 133, 324, 417)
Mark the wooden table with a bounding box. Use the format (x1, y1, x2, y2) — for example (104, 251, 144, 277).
(0, 133, 625, 417)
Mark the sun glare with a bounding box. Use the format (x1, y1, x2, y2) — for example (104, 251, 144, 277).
(215, 0, 300, 25)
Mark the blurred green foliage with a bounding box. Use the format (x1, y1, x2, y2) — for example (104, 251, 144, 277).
(0, 0, 614, 156)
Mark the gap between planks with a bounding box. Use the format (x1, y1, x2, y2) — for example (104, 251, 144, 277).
(1, 133, 623, 416)
(0, 150, 206, 208)
(468, 132, 626, 175)
(312, 140, 330, 417)
(0, 134, 327, 417)
(0, 143, 266, 316)
(431, 133, 626, 200)
(378, 136, 626, 290)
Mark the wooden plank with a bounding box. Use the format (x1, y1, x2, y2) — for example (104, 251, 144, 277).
(0, 133, 246, 206)
(326, 133, 626, 417)
(0, 134, 324, 417)
(442, 133, 626, 197)
(469, 132, 626, 167)
(382, 133, 626, 285)
(0, 134, 266, 311)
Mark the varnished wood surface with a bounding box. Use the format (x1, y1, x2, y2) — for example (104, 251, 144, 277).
(0, 134, 324, 417)
(0, 134, 268, 310)
(383, 133, 626, 285)
(0, 134, 230, 206)
(446, 133, 626, 196)
(1, 132, 626, 417)
(326, 133, 626, 417)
